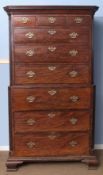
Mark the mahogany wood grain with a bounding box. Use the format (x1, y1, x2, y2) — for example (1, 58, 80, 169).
(11, 87, 93, 111)
(12, 15, 36, 27)
(4, 5, 98, 170)
(14, 132, 90, 157)
(14, 110, 91, 132)
(37, 15, 91, 26)
(14, 64, 91, 84)
(14, 44, 91, 63)
(14, 28, 90, 44)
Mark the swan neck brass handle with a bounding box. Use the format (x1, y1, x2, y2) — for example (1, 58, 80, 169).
(26, 142, 36, 149)
(26, 50, 35, 57)
(74, 17, 83, 23)
(48, 113, 56, 118)
(69, 96, 79, 103)
(26, 119, 36, 126)
(48, 89, 57, 96)
(69, 141, 78, 147)
(48, 29, 56, 35)
(48, 46, 56, 52)
(69, 117, 78, 125)
(48, 66, 56, 71)
(26, 71, 36, 78)
(48, 17, 56, 23)
(69, 50, 78, 57)
(69, 70, 78, 78)
(26, 96, 36, 103)
(20, 17, 30, 23)
(25, 32, 34, 39)
(69, 32, 79, 39)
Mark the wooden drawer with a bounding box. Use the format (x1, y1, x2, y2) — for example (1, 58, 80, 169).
(14, 111, 91, 133)
(67, 15, 91, 26)
(14, 28, 90, 44)
(14, 64, 91, 84)
(12, 15, 36, 27)
(36, 15, 66, 26)
(36, 15, 91, 26)
(11, 87, 92, 111)
(14, 44, 91, 63)
(14, 132, 90, 157)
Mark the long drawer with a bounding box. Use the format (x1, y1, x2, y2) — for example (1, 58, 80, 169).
(14, 132, 90, 157)
(14, 44, 91, 63)
(14, 28, 90, 44)
(14, 111, 91, 133)
(11, 87, 93, 111)
(14, 64, 91, 84)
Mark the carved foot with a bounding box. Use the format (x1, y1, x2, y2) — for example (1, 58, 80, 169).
(82, 156, 99, 170)
(6, 160, 24, 171)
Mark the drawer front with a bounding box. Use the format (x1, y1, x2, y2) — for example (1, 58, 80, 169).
(67, 15, 91, 26)
(14, 64, 91, 84)
(36, 15, 91, 26)
(11, 87, 92, 111)
(14, 45, 91, 63)
(37, 16, 66, 26)
(14, 111, 91, 133)
(12, 15, 36, 27)
(14, 28, 90, 44)
(14, 132, 90, 157)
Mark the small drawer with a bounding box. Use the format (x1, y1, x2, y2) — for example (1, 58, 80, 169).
(36, 15, 66, 26)
(14, 111, 91, 133)
(11, 87, 93, 111)
(14, 28, 90, 44)
(12, 15, 36, 27)
(67, 15, 91, 26)
(14, 44, 91, 63)
(14, 132, 90, 157)
(14, 64, 91, 84)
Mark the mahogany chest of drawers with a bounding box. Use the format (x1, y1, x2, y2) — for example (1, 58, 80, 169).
(4, 6, 98, 171)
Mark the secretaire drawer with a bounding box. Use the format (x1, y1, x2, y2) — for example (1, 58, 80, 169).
(11, 87, 93, 111)
(14, 44, 91, 63)
(14, 132, 90, 157)
(14, 111, 91, 133)
(14, 28, 90, 44)
(14, 64, 91, 84)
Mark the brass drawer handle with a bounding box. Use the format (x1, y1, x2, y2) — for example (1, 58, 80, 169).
(26, 119, 36, 126)
(69, 32, 79, 39)
(20, 17, 30, 23)
(25, 32, 34, 39)
(48, 17, 56, 23)
(69, 117, 78, 125)
(48, 112, 56, 118)
(26, 141, 36, 149)
(48, 29, 56, 35)
(26, 96, 36, 103)
(48, 66, 56, 71)
(48, 89, 57, 96)
(48, 46, 56, 52)
(69, 96, 79, 103)
(69, 141, 78, 147)
(26, 71, 36, 78)
(69, 70, 78, 78)
(74, 17, 83, 23)
(69, 50, 78, 57)
(26, 50, 35, 57)
(48, 132, 57, 140)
